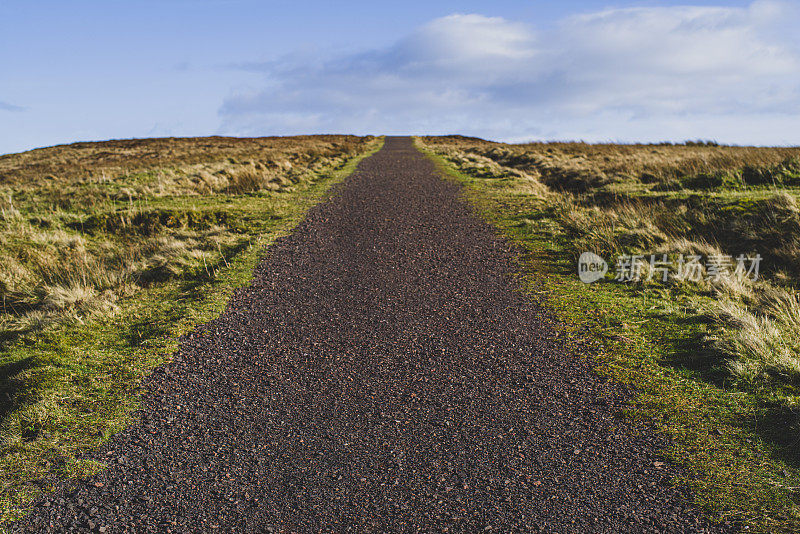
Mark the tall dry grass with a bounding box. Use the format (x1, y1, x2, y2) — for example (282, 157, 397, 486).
(421, 136, 800, 393)
(424, 135, 800, 192)
(0, 135, 374, 344)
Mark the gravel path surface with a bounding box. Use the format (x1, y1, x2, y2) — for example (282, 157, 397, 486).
(14, 137, 724, 532)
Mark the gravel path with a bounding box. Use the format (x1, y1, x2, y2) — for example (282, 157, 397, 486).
(14, 137, 724, 532)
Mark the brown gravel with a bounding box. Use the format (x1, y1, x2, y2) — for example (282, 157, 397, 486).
(12, 137, 728, 532)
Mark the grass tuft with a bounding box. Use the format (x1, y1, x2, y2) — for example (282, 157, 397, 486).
(0, 135, 383, 523)
(417, 135, 800, 532)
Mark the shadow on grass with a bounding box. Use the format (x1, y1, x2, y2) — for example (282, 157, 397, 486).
(658, 314, 729, 381)
(746, 403, 800, 469)
(123, 317, 172, 348)
(0, 331, 26, 353)
(178, 239, 253, 300)
(648, 307, 800, 468)
(0, 356, 36, 431)
(123, 239, 253, 348)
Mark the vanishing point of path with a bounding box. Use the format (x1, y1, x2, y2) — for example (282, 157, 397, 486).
(15, 138, 724, 532)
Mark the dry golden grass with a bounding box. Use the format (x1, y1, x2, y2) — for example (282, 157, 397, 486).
(0, 135, 382, 522)
(418, 136, 800, 531)
(420, 135, 800, 392)
(0, 135, 374, 346)
(424, 135, 800, 191)
(0, 135, 360, 185)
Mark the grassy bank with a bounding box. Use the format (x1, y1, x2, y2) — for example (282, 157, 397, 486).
(0, 135, 383, 522)
(417, 136, 800, 532)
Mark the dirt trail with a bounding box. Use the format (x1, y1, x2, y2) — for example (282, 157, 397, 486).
(14, 137, 723, 532)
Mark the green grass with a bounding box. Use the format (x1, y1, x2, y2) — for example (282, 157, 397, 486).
(418, 140, 800, 533)
(0, 137, 383, 523)
(0, 136, 376, 347)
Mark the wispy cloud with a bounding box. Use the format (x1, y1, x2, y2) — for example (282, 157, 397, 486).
(0, 101, 25, 112)
(219, 0, 800, 144)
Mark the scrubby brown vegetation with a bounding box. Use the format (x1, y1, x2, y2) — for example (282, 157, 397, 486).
(419, 136, 800, 530)
(0, 135, 361, 185)
(0, 135, 379, 520)
(421, 136, 800, 393)
(0, 135, 371, 344)
(426, 136, 800, 192)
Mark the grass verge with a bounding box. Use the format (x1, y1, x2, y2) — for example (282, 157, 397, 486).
(417, 139, 800, 533)
(0, 137, 383, 523)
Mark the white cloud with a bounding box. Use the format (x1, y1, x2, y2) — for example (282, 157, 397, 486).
(219, 1, 800, 144)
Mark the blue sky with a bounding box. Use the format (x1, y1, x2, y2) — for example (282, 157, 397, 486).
(1, 0, 797, 154)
